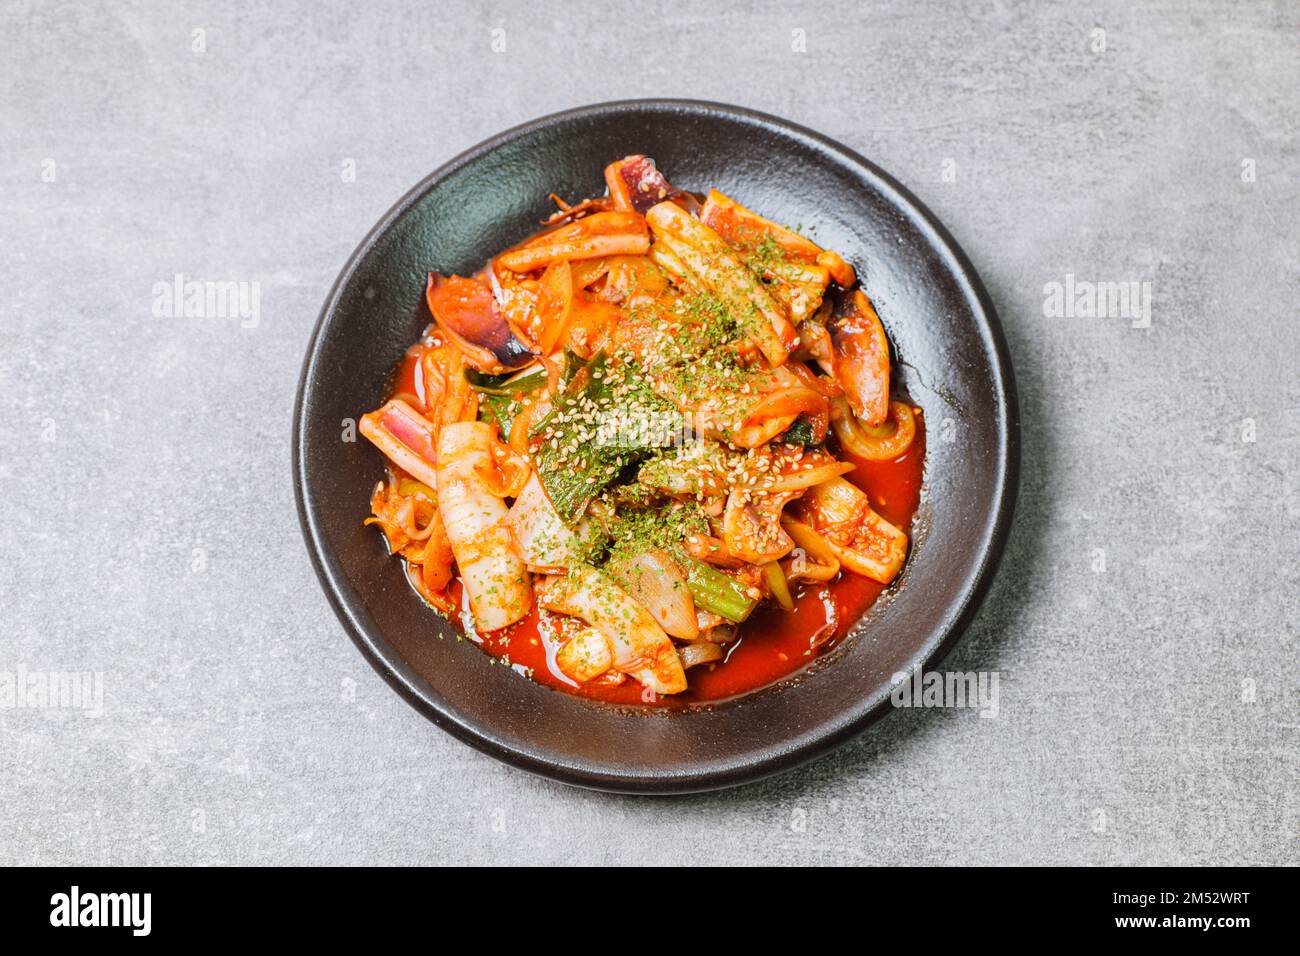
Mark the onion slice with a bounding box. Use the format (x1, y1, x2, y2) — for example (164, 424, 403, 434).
(779, 518, 841, 584)
(832, 398, 917, 461)
(679, 641, 724, 669)
(496, 212, 649, 273)
(608, 551, 699, 640)
(761, 561, 795, 611)
(762, 459, 854, 493)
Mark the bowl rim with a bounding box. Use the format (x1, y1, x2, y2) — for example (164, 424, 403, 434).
(293, 98, 1020, 793)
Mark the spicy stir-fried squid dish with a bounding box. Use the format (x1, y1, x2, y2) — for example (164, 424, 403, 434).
(360, 155, 924, 704)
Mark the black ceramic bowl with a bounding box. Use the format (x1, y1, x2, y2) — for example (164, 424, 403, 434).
(294, 100, 1018, 793)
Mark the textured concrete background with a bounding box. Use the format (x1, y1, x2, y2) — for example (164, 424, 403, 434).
(2, 0, 1296, 865)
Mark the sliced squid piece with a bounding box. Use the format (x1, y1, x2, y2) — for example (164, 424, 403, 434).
(487, 262, 545, 345)
(417, 340, 479, 428)
(644, 200, 796, 366)
(647, 242, 705, 295)
(721, 487, 803, 564)
(759, 451, 854, 493)
(427, 273, 534, 374)
(678, 641, 724, 669)
(370, 482, 455, 613)
(794, 315, 833, 366)
(827, 288, 891, 427)
(598, 254, 671, 308)
(792, 477, 907, 585)
(779, 518, 841, 584)
(604, 155, 695, 215)
(699, 188, 855, 287)
(654, 361, 827, 448)
(555, 625, 614, 683)
(832, 398, 918, 461)
(698, 191, 835, 319)
(360, 399, 440, 489)
(496, 212, 649, 273)
(365, 476, 453, 593)
(765, 259, 831, 323)
(683, 532, 746, 569)
(436, 422, 532, 631)
(537, 565, 687, 695)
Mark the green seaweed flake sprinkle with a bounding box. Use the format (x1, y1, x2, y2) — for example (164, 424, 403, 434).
(601, 501, 709, 567)
(743, 234, 790, 279)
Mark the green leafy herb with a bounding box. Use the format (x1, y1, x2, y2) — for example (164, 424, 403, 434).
(778, 417, 819, 448)
(601, 503, 709, 567)
(529, 353, 679, 523)
(465, 365, 546, 397)
(743, 234, 790, 280)
(479, 393, 522, 441)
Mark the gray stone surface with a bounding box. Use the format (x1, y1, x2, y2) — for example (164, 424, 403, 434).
(1, 0, 1296, 865)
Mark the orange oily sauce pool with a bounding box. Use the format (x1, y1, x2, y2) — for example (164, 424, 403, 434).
(388, 341, 925, 706)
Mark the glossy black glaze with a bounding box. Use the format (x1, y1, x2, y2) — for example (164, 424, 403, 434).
(293, 100, 1019, 793)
